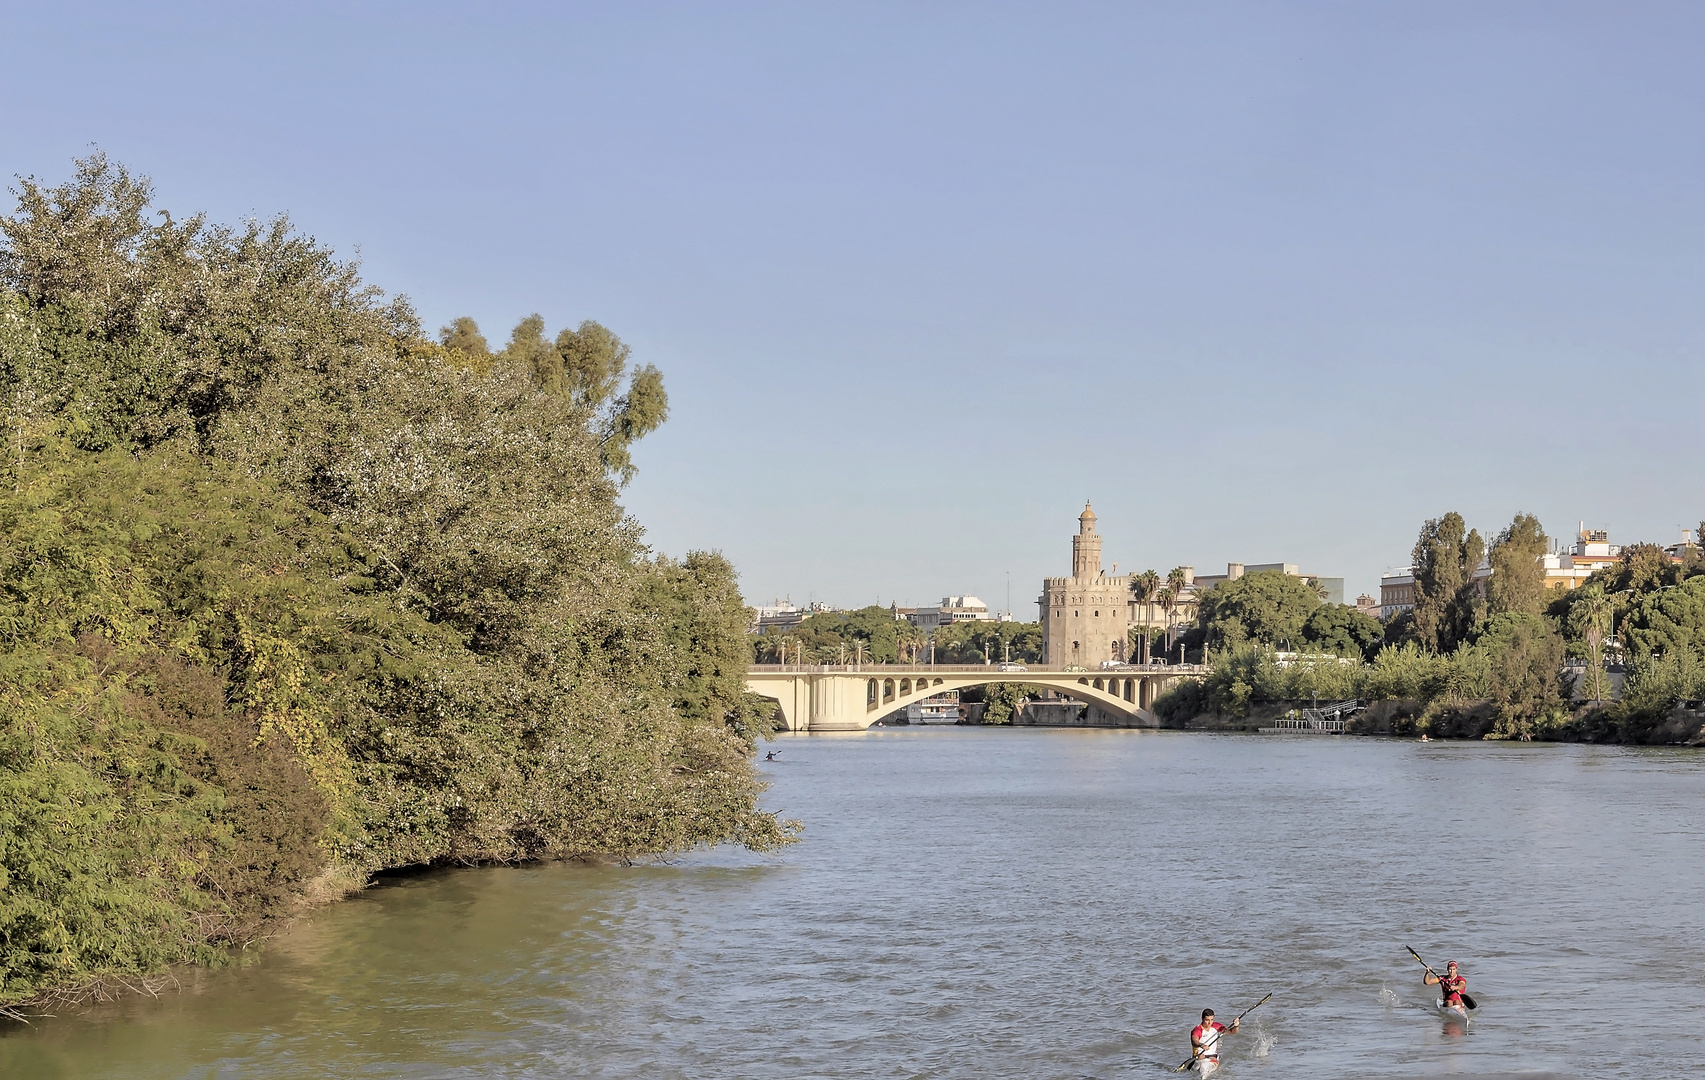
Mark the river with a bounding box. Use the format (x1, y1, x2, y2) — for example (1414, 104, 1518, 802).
(4, 728, 1704, 1078)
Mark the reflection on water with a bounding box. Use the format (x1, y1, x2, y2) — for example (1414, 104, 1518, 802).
(4, 730, 1703, 1078)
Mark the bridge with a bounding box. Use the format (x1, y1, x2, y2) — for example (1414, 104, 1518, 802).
(744, 664, 1208, 732)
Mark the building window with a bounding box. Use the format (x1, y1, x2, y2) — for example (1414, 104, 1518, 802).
(1094, 611, 1099, 618)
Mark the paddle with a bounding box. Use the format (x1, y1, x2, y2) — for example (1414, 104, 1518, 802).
(1405, 945, 1478, 1011)
(1173, 992, 1272, 1072)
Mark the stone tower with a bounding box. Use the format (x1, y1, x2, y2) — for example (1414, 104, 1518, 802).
(1039, 503, 1133, 667)
(1071, 503, 1102, 578)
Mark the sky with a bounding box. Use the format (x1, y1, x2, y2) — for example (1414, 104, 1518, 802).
(4, 2, 1703, 614)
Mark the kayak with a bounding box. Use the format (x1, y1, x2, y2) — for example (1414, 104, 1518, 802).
(1190, 1056, 1221, 1074)
(1436, 998, 1473, 1022)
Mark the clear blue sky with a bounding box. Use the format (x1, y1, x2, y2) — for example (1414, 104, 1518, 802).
(6, 2, 1703, 612)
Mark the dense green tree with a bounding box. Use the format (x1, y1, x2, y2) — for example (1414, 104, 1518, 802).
(641, 552, 781, 749)
(774, 606, 906, 664)
(0, 155, 788, 1008)
(1379, 609, 1419, 651)
(496, 314, 668, 483)
(1196, 570, 1322, 649)
(930, 621, 1043, 665)
(1488, 513, 1548, 617)
(1601, 542, 1680, 597)
(1472, 613, 1568, 738)
(1618, 649, 1705, 722)
(1412, 512, 1485, 653)
(438, 316, 492, 367)
(1300, 604, 1385, 661)
(977, 682, 1042, 724)
(1618, 574, 1705, 660)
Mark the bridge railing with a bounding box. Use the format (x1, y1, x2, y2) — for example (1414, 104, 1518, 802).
(1268, 716, 1347, 733)
(747, 663, 1212, 675)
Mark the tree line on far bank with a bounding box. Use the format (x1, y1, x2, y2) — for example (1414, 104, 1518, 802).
(1156, 511, 1705, 741)
(751, 609, 1042, 666)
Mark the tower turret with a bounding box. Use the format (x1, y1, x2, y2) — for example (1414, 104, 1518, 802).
(1072, 501, 1103, 578)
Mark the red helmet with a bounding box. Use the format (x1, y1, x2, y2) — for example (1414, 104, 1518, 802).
(1446, 960, 1458, 968)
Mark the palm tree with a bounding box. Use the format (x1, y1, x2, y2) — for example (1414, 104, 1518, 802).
(1129, 570, 1160, 665)
(1131, 569, 1160, 622)
(1166, 566, 1188, 600)
(1163, 567, 1188, 662)
(1158, 590, 1178, 660)
(1569, 584, 1614, 703)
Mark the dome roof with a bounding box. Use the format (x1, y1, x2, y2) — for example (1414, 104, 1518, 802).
(1079, 501, 1096, 521)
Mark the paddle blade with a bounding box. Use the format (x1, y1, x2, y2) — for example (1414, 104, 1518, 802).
(1461, 992, 1478, 1010)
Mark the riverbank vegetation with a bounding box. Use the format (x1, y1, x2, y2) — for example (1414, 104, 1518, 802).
(1155, 513, 1705, 742)
(751, 613, 1042, 667)
(0, 155, 792, 1010)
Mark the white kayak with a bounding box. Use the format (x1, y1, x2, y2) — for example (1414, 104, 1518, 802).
(1436, 998, 1473, 1022)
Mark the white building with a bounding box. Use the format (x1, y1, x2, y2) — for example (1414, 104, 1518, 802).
(751, 599, 836, 633)
(907, 596, 998, 631)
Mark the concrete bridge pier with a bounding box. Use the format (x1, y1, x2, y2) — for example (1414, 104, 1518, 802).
(808, 673, 874, 732)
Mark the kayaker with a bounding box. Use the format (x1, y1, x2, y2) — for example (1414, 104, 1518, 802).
(1425, 960, 1468, 1007)
(1190, 1008, 1238, 1068)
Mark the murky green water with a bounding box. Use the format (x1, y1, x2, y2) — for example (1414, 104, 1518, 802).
(4, 729, 1703, 1078)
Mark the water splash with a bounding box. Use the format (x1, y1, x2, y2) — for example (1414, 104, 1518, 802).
(1379, 984, 1399, 1008)
(1251, 1020, 1277, 1058)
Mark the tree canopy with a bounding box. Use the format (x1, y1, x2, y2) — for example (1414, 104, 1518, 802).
(1197, 570, 1322, 650)
(930, 620, 1043, 665)
(1412, 512, 1485, 654)
(1300, 604, 1385, 661)
(1488, 513, 1548, 617)
(0, 154, 786, 1008)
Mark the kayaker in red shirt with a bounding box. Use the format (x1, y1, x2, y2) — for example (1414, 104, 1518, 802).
(1190, 1008, 1239, 1068)
(1425, 960, 1467, 1006)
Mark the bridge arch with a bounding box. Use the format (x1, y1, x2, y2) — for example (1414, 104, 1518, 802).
(744, 665, 1197, 732)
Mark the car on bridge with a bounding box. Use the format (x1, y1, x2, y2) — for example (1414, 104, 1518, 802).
(996, 662, 1027, 673)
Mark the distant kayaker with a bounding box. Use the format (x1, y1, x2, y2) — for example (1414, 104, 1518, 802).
(765, 751, 780, 761)
(1190, 1008, 1238, 1069)
(1425, 960, 1467, 1007)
